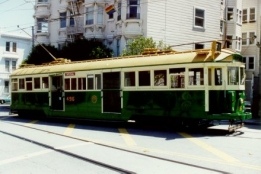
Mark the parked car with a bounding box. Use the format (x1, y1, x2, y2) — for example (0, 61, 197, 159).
(0, 95, 11, 104)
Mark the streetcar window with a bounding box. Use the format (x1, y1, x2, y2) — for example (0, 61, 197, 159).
(139, 71, 151, 86)
(95, 74, 101, 89)
(188, 68, 204, 85)
(78, 77, 86, 90)
(42, 77, 49, 89)
(227, 67, 239, 85)
(19, 79, 25, 89)
(124, 72, 135, 86)
(214, 68, 222, 85)
(26, 77, 32, 91)
(71, 78, 77, 90)
(87, 75, 94, 89)
(240, 67, 246, 85)
(34, 77, 41, 89)
(169, 68, 185, 88)
(65, 78, 70, 90)
(154, 70, 166, 86)
(11, 78, 18, 91)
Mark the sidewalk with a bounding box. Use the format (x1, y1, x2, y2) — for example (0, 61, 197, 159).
(244, 118, 261, 125)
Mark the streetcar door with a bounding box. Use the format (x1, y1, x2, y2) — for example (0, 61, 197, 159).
(102, 72, 121, 113)
(50, 75, 64, 111)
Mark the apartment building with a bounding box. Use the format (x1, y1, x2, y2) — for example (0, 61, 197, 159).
(34, 0, 224, 56)
(242, 0, 261, 117)
(0, 33, 32, 97)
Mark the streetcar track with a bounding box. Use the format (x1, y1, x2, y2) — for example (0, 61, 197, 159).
(0, 129, 136, 174)
(1, 119, 261, 172)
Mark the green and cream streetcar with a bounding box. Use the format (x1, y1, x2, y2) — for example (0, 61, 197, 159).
(9, 41, 252, 130)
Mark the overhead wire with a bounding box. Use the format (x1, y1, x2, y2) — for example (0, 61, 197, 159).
(0, 0, 176, 33)
(0, 0, 10, 5)
(0, 0, 34, 33)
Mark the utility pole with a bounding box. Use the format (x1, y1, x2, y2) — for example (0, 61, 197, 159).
(32, 26, 34, 48)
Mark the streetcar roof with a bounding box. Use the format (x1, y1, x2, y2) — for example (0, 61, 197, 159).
(10, 48, 241, 76)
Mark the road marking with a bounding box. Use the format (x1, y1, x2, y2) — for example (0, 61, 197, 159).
(25, 120, 38, 127)
(0, 149, 53, 165)
(0, 142, 91, 166)
(118, 128, 136, 146)
(179, 132, 239, 163)
(63, 124, 75, 136)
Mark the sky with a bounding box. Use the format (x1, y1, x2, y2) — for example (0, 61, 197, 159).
(0, 0, 34, 37)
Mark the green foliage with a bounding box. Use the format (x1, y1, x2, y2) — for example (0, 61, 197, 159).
(122, 37, 156, 56)
(25, 44, 59, 65)
(24, 39, 113, 65)
(157, 40, 171, 50)
(60, 39, 113, 61)
(121, 37, 171, 56)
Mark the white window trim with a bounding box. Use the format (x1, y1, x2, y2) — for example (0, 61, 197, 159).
(85, 5, 94, 25)
(249, 7, 256, 22)
(243, 56, 255, 71)
(242, 32, 247, 45)
(235, 36, 241, 51)
(249, 32, 256, 45)
(236, 9, 242, 25)
(227, 6, 234, 22)
(242, 8, 247, 22)
(193, 6, 205, 30)
(5, 41, 17, 53)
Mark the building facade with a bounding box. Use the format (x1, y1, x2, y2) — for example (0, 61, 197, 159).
(34, 0, 225, 56)
(0, 33, 32, 97)
(242, 0, 261, 117)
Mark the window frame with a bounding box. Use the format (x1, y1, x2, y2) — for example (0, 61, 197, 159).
(249, 7, 256, 22)
(249, 32, 256, 45)
(227, 7, 234, 21)
(193, 7, 205, 29)
(6, 42, 10, 52)
(236, 9, 242, 24)
(5, 60, 10, 72)
(97, 6, 104, 25)
(4, 80, 9, 93)
(242, 9, 247, 22)
(12, 42, 17, 52)
(243, 56, 255, 71)
(124, 71, 136, 87)
(242, 32, 247, 45)
(87, 74, 101, 90)
(11, 78, 18, 91)
(126, 0, 140, 19)
(60, 12, 67, 28)
(86, 6, 94, 25)
(188, 67, 204, 86)
(154, 70, 167, 87)
(195, 43, 204, 49)
(37, 18, 48, 33)
(235, 36, 241, 51)
(117, 2, 121, 21)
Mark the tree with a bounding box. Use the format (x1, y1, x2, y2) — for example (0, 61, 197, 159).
(122, 37, 156, 56)
(60, 39, 113, 61)
(121, 37, 172, 56)
(25, 44, 59, 65)
(24, 39, 113, 65)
